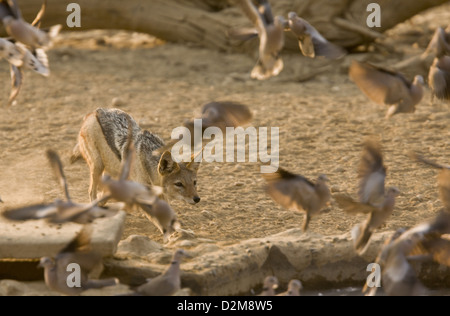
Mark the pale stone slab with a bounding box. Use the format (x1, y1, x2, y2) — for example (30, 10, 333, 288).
(0, 211, 126, 260)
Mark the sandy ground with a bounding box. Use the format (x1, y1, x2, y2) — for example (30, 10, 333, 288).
(0, 2, 449, 279)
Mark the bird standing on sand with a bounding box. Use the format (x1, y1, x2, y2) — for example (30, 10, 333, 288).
(39, 226, 119, 296)
(349, 60, 424, 118)
(258, 276, 279, 296)
(233, 0, 286, 80)
(263, 168, 331, 232)
(423, 25, 450, 58)
(428, 31, 450, 102)
(134, 249, 191, 296)
(286, 12, 346, 60)
(335, 140, 400, 255)
(277, 279, 302, 296)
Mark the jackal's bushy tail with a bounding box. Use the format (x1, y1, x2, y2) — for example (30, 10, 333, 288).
(70, 143, 82, 164)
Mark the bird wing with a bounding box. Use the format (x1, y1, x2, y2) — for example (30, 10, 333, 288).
(15, 43, 49, 76)
(202, 101, 253, 130)
(56, 250, 102, 280)
(46, 150, 71, 202)
(227, 27, 259, 41)
(358, 139, 386, 205)
(334, 194, 377, 215)
(410, 232, 450, 267)
(429, 238, 450, 267)
(298, 35, 315, 59)
(310, 36, 347, 60)
(254, 0, 274, 25)
(430, 65, 450, 101)
(0, 38, 23, 67)
(236, 0, 266, 31)
(263, 168, 316, 212)
(51, 203, 117, 224)
(291, 16, 346, 60)
(349, 61, 411, 105)
(119, 116, 135, 181)
(59, 225, 94, 254)
(2, 203, 57, 221)
(8, 64, 22, 106)
(3, 0, 21, 19)
(31, 0, 46, 28)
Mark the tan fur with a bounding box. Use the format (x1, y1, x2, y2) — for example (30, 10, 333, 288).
(73, 109, 201, 205)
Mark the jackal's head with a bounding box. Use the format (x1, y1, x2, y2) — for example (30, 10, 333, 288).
(158, 151, 201, 205)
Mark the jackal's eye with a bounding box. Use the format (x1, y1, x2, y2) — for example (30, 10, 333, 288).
(174, 182, 184, 188)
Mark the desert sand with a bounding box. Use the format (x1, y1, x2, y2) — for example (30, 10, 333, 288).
(0, 3, 449, 296)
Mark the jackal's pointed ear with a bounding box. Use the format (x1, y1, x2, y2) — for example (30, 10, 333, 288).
(158, 151, 180, 176)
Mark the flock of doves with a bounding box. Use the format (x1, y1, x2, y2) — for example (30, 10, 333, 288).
(228, 0, 450, 118)
(0, 0, 449, 296)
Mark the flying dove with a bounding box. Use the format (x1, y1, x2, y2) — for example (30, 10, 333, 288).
(412, 154, 450, 211)
(358, 139, 387, 207)
(263, 168, 331, 232)
(2, 150, 117, 224)
(258, 276, 279, 296)
(370, 212, 450, 296)
(408, 211, 450, 267)
(363, 228, 407, 296)
(134, 249, 191, 296)
(234, 0, 286, 80)
(0, 2, 50, 106)
(346, 187, 400, 256)
(39, 225, 119, 296)
(5, 41, 49, 105)
(156, 101, 253, 154)
(335, 140, 400, 255)
(349, 60, 425, 118)
(378, 230, 427, 296)
(0, 0, 61, 49)
(277, 279, 302, 296)
(287, 12, 347, 60)
(180, 101, 253, 146)
(186, 101, 253, 133)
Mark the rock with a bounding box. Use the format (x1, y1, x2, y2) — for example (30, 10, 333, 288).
(201, 210, 215, 220)
(0, 280, 29, 296)
(112, 97, 126, 107)
(0, 211, 126, 260)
